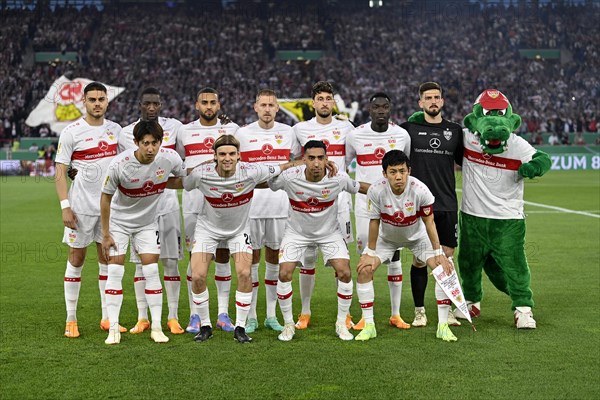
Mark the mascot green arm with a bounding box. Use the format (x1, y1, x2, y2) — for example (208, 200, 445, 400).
(518, 150, 551, 179)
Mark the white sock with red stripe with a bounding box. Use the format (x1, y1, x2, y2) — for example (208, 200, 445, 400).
(192, 289, 211, 327)
(98, 263, 108, 320)
(435, 282, 451, 324)
(387, 261, 403, 316)
(248, 263, 259, 319)
(265, 262, 279, 319)
(357, 281, 375, 324)
(186, 261, 194, 317)
(215, 261, 232, 315)
(235, 291, 252, 328)
(133, 263, 148, 320)
(337, 280, 353, 325)
(162, 258, 180, 320)
(142, 263, 163, 330)
(105, 264, 124, 330)
(64, 261, 82, 322)
(299, 266, 316, 315)
(277, 280, 294, 325)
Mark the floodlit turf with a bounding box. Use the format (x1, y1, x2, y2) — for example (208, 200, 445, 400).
(1, 170, 599, 399)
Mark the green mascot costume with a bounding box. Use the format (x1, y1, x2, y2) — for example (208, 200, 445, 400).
(457, 89, 551, 329)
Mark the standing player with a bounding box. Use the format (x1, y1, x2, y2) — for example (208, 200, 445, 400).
(345, 93, 411, 330)
(269, 140, 369, 342)
(400, 82, 463, 327)
(355, 150, 457, 342)
(55, 82, 123, 338)
(180, 135, 303, 343)
(292, 81, 355, 330)
(176, 87, 239, 334)
(118, 88, 185, 335)
(101, 120, 186, 344)
(235, 89, 301, 333)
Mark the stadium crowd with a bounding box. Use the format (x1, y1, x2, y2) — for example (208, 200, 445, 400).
(1, 0, 598, 141)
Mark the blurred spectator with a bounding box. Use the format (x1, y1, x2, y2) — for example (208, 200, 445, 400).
(28, 142, 38, 152)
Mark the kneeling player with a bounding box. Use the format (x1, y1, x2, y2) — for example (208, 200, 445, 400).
(355, 150, 457, 342)
(100, 121, 186, 345)
(269, 140, 369, 342)
(179, 135, 303, 344)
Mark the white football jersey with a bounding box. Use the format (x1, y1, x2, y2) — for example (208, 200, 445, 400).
(346, 121, 411, 217)
(293, 117, 354, 213)
(55, 119, 121, 216)
(236, 121, 300, 218)
(367, 176, 435, 244)
(269, 166, 359, 240)
(461, 130, 536, 219)
(120, 117, 183, 216)
(102, 148, 186, 230)
(183, 162, 282, 238)
(175, 119, 240, 214)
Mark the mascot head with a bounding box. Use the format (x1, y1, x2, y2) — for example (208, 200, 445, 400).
(463, 89, 521, 154)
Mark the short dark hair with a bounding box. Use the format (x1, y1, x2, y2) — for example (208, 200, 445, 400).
(369, 92, 391, 103)
(196, 87, 219, 100)
(304, 140, 327, 153)
(133, 120, 163, 143)
(419, 82, 442, 97)
(382, 150, 410, 171)
(140, 87, 161, 99)
(311, 81, 335, 99)
(213, 134, 240, 152)
(256, 89, 277, 101)
(84, 82, 107, 95)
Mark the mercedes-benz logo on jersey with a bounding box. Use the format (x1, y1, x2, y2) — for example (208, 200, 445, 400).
(393, 211, 405, 222)
(429, 138, 441, 149)
(98, 140, 109, 151)
(482, 152, 493, 160)
(374, 147, 386, 159)
(221, 192, 234, 203)
(262, 143, 274, 155)
(203, 137, 215, 148)
(142, 180, 154, 192)
(307, 197, 319, 206)
(322, 139, 330, 148)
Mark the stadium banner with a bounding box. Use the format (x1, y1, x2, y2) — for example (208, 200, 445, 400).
(25, 75, 125, 134)
(278, 94, 358, 122)
(549, 153, 600, 171)
(431, 265, 473, 324)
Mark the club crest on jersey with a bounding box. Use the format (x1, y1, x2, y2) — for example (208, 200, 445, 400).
(388, 139, 396, 149)
(163, 131, 170, 142)
(155, 168, 165, 179)
(68, 232, 77, 243)
(321, 189, 331, 199)
(106, 131, 115, 141)
(235, 183, 245, 192)
(443, 129, 452, 141)
(218, 129, 226, 134)
(422, 206, 432, 216)
(333, 129, 341, 140)
(275, 134, 283, 145)
(405, 201, 414, 213)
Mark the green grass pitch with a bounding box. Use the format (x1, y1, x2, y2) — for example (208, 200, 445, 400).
(1, 170, 598, 399)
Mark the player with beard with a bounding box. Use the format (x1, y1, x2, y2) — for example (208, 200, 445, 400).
(176, 88, 240, 334)
(292, 81, 355, 330)
(400, 82, 463, 328)
(346, 93, 411, 332)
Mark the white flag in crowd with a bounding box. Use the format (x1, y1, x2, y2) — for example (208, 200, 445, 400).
(25, 75, 125, 134)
